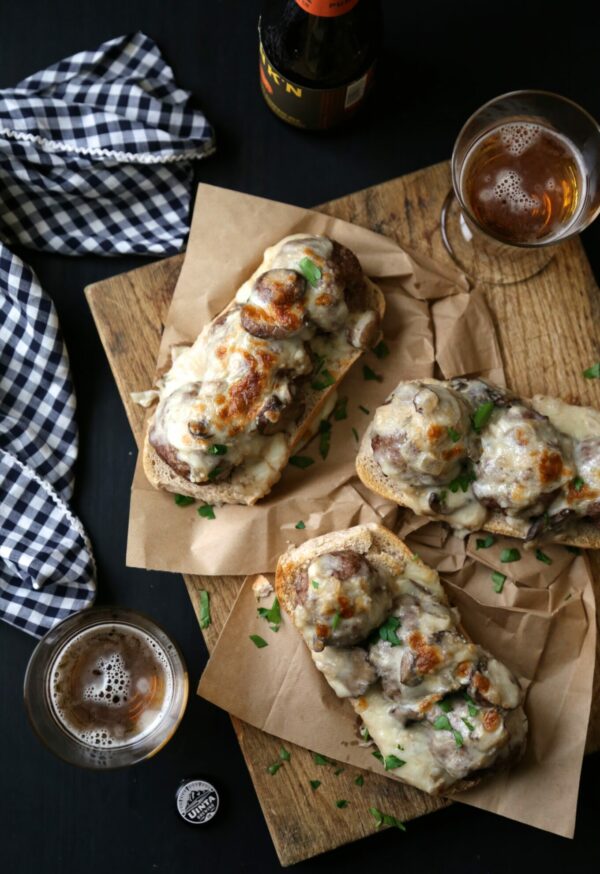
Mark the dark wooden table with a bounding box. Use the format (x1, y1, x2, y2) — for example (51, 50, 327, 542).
(2, 2, 600, 872)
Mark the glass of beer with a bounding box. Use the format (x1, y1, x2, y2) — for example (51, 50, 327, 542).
(24, 607, 188, 769)
(441, 90, 600, 284)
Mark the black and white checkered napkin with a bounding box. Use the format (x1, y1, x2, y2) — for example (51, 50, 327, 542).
(0, 33, 214, 636)
(0, 31, 215, 256)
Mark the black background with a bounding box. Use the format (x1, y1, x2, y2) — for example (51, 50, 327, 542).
(1, 1, 600, 872)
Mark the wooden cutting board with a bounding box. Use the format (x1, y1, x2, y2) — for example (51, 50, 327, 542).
(86, 161, 600, 866)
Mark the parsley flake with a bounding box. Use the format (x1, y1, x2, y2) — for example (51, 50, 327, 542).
(500, 548, 521, 563)
(334, 396, 348, 420)
(384, 754, 406, 770)
(447, 427, 461, 443)
(476, 534, 495, 549)
(369, 808, 406, 832)
(311, 580, 319, 589)
(583, 362, 600, 379)
(331, 611, 341, 631)
(289, 455, 314, 469)
(198, 505, 215, 520)
(535, 548, 552, 565)
(309, 780, 321, 791)
(295, 520, 305, 530)
(565, 545, 582, 556)
(319, 420, 332, 460)
(359, 405, 370, 415)
(174, 494, 194, 507)
(462, 717, 475, 732)
(363, 364, 383, 382)
(354, 775, 364, 787)
(335, 800, 349, 809)
(334, 767, 345, 776)
(491, 571, 506, 593)
(208, 444, 227, 455)
(267, 763, 281, 775)
(199, 590, 211, 629)
(257, 597, 281, 631)
(572, 476, 585, 492)
(311, 369, 335, 390)
(299, 257, 322, 287)
(313, 753, 335, 766)
(433, 715, 452, 731)
(373, 340, 390, 359)
(249, 634, 268, 648)
(377, 615, 402, 646)
(438, 698, 453, 713)
(208, 465, 226, 481)
(472, 401, 495, 432)
(279, 746, 291, 762)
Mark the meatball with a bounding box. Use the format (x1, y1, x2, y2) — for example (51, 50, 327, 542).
(297, 550, 392, 650)
(449, 377, 514, 410)
(473, 403, 573, 516)
(312, 647, 377, 698)
(240, 269, 307, 339)
(426, 698, 510, 780)
(370, 382, 474, 486)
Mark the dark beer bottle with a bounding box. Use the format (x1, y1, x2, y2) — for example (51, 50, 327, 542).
(259, 0, 382, 131)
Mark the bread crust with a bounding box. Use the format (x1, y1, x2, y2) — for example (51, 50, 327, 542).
(355, 379, 600, 548)
(143, 258, 384, 505)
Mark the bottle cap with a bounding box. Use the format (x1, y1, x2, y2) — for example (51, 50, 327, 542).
(175, 778, 220, 825)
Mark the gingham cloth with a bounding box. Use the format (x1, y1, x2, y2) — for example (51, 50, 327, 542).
(0, 31, 215, 255)
(0, 34, 215, 636)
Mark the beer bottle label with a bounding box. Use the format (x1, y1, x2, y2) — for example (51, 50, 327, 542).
(294, 0, 359, 15)
(259, 40, 375, 130)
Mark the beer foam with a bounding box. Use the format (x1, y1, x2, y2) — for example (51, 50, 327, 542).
(49, 625, 174, 749)
(477, 169, 540, 214)
(500, 122, 541, 157)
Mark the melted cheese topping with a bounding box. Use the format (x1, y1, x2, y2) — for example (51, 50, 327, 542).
(145, 234, 377, 485)
(294, 540, 526, 794)
(368, 379, 600, 536)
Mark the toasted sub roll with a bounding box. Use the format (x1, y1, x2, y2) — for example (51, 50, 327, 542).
(140, 235, 385, 505)
(276, 523, 527, 796)
(356, 378, 600, 547)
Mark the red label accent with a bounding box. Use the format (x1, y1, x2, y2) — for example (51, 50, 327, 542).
(294, 0, 360, 16)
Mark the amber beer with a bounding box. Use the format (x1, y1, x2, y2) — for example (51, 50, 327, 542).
(459, 121, 586, 244)
(50, 623, 174, 748)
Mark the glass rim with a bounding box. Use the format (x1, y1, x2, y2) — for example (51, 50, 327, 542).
(451, 89, 600, 249)
(23, 605, 189, 770)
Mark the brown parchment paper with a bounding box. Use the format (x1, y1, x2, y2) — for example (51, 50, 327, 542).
(198, 528, 595, 839)
(126, 184, 480, 576)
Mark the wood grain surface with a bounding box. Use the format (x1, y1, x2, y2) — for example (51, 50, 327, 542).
(85, 161, 600, 865)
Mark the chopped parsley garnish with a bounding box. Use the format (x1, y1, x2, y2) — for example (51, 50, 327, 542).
(438, 698, 453, 713)
(377, 615, 402, 646)
(295, 520, 306, 530)
(565, 545, 582, 556)
(371, 750, 384, 763)
(352, 427, 359, 443)
(279, 746, 291, 762)
(373, 340, 390, 359)
(384, 754, 406, 770)
(363, 364, 383, 382)
(334, 767, 345, 776)
(476, 534, 495, 550)
(267, 763, 281, 775)
(433, 715, 452, 731)
(354, 775, 364, 787)
(452, 730, 464, 747)
(311, 369, 335, 390)
(491, 571, 506, 593)
(199, 590, 211, 629)
(500, 548, 521, 563)
(334, 396, 348, 420)
(208, 465, 226, 481)
(572, 476, 585, 492)
(249, 634, 268, 648)
(311, 580, 319, 589)
(359, 405, 370, 415)
(174, 494, 194, 507)
(208, 444, 227, 455)
(319, 420, 332, 460)
(257, 597, 281, 631)
(535, 548, 552, 565)
(198, 504, 215, 520)
(369, 808, 406, 831)
(360, 726, 370, 742)
(449, 462, 476, 493)
(313, 753, 335, 766)
(299, 256, 322, 287)
(447, 427, 461, 443)
(462, 717, 475, 732)
(467, 703, 478, 718)
(331, 611, 341, 631)
(289, 455, 314, 469)
(336, 800, 349, 809)
(309, 780, 321, 791)
(472, 401, 495, 432)
(583, 362, 600, 379)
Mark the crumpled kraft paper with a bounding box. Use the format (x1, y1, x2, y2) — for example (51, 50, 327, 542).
(126, 184, 489, 576)
(198, 523, 595, 839)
